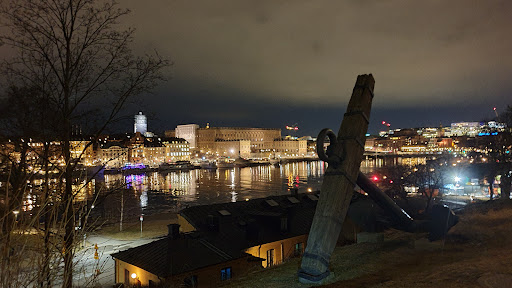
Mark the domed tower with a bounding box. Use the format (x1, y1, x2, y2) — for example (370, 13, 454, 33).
(134, 111, 147, 134)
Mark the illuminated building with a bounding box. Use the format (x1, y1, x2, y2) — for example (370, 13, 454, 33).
(170, 124, 282, 157)
(214, 140, 251, 159)
(143, 142, 166, 167)
(268, 139, 307, 158)
(134, 111, 147, 135)
(417, 127, 440, 138)
(98, 144, 128, 168)
(175, 124, 199, 149)
(128, 132, 145, 164)
(70, 140, 95, 166)
(449, 122, 480, 137)
(196, 126, 281, 153)
(163, 138, 191, 163)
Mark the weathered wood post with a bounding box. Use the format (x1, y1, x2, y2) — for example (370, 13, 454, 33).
(298, 74, 375, 283)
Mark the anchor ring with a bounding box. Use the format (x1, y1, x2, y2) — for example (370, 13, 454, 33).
(316, 128, 341, 166)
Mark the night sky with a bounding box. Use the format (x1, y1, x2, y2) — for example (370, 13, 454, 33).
(5, 1, 512, 136)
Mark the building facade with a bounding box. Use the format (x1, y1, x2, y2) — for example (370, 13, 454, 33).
(214, 140, 251, 159)
(175, 124, 199, 149)
(163, 138, 191, 162)
(98, 144, 128, 168)
(171, 124, 282, 158)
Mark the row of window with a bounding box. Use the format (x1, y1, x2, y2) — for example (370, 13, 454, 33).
(183, 267, 231, 288)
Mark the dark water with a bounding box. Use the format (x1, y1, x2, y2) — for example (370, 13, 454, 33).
(96, 157, 436, 217)
(101, 161, 327, 215)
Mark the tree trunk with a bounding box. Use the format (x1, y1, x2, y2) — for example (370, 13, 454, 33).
(120, 191, 124, 232)
(62, 96, 74, 288)
(40, 143, 52, 288)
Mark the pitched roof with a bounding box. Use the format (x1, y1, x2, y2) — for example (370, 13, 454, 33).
(178, 193, 319, 256)
(111, 233, 255, 277)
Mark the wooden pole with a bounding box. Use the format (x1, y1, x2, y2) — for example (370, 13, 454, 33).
(299, 74, 375, 283)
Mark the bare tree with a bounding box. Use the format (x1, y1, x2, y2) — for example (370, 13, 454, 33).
(410, 159, 446, 213)
(1, 1, 169, 287)
(374, 164, 412, 201)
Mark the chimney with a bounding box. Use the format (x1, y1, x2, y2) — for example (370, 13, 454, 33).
(167, 224, 180, 240)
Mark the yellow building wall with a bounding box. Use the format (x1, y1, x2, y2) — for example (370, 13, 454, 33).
(244, 235, 308, 268)
(116, 255, 261, 288)
(168, 256, 259, 288)
(177, 215, 196, 233)
(115, 259, 161, 286)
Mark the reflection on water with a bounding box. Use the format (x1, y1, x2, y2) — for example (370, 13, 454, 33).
(360, 156, 427, 174)
(96, 157, 429, 216)
(101, 161, 326, 215)
(15, 157, 430, 216)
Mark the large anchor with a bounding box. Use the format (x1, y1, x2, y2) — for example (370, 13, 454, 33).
(298, 74, 375, 283)
(299, 74, 458, 284)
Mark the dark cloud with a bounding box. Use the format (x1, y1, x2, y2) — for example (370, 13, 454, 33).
(3, 0, 512, 134)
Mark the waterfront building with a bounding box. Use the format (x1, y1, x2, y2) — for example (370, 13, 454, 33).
(175, 124, 199, 149)
(267, 139, 307, 158)
(163, 138, 191, 163)
(214, 140, 251, 159)
(70, 140, 95, 166)
(98, 143, 128, 168)
(170, 124, 282, 157)
(401, 145, 427, 153)
(128, 132, 145, 164)
(197, 126, 281, 154)
(143, 141, 166, 167)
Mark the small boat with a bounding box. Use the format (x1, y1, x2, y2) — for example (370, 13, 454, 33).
(234, 157, 252, 168)
(199, 161, 217, 169)
(159, 161, 195, 172)
(217, 161, 235, 169)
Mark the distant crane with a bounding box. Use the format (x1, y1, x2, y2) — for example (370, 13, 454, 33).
(285, 124, 299, 131)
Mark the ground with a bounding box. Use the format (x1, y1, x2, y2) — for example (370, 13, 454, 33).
(219, 200, 512, 288)
(76, 213, 177, 287)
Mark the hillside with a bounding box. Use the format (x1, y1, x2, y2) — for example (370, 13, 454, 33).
(221, 200, 512, 288)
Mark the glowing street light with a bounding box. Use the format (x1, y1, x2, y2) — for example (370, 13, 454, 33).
(454, 176, 461, 183)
